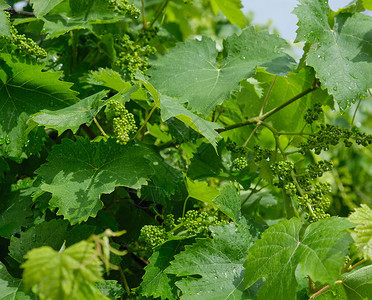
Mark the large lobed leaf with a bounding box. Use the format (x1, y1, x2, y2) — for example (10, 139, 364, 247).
(149, 27, 294, 116)
(244, 217, 353, 300)
(0, 53, 78, 160)
(36, 137, 154, 224)
(138, 240, 191, 300)
(31, 91, 107, 135)
(166, 223, 255, 299)
(9, 219, 95, 263)
(294, 0, 372, 110)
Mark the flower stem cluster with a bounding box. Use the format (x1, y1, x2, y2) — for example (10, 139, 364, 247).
(6, 24, 47, 59)
(107, 0, 140, 18)
(226, 141, 249, 170)
(139, 210, 226, 250)
(271, 161, 294, 188)
(304, 103, 323, 124)
(106, 99, 137, 144)
(300, 125, 372, 154)
(115, 32, 157, 79)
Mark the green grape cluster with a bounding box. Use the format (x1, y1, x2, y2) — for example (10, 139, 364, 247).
(107, 0, 140, 18)
(271, 159, 332, 221)
(178, 210, 225, 235)
(271, 161, 294, 188)
(298, 183, 331, 222)
(254, 145, 273, 163)
(226, 140, 248, 155)
(107, 99, 137, 144)
(139, 225, 168, 249)
(115, 34, 157, 79)
(307, 160, 333, 179)
(300, 125, 372, 154)
(139, 210, 226, 251)
(304, 103, 323, 124)
(6, 24, 47, 59)
(232, 157, 248, 170)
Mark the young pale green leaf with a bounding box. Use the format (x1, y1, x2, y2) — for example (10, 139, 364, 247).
(0, 262, 33, 300)
(22, 241, 108, 300)
(212, 184, 241, 223)
(0, 1, 10, 37)
(166, 223, 255, 299)
(29, 0, 64, 17)
(35, 137, 154, 224)
(0, 53, 78, 160)
(0, 186, 35, 238)
(244, 217, 353, 300)
(88, 69, 131, 93)
(9, 219, 95, 263)
(138, 240, 191, 300)
(185, 177, 220, 206)
(348, 204, 372, 259)
(210, 0, 246, 29)
(294, 0, 372, 110)
(149, 27, 294, 116)
(160, 95, 222, 149)
(343, 265, 372, 299)
(31, 91, 107, 135)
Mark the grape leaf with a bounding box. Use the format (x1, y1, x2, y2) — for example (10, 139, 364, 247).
(22, 241, 108, 300)
(212, 184, 241, 223)
(138, 240, 192, 300)
(0, 1, 10, 37)
(0, 186, 35, 238)
(294, 0, 372, 110)
(149, 27, 294, 116)
(0, 262, 33, 300)
(88, 69, 131, 93)
(31, 91, 107, 135)
(343, 265, 372, 299)
(9, 219, 95, 263)
(210, 0, 246, 29)
(0, 53, 78, 160)
(348, 204, 372, 259)
(234, 67, 329, 132)
(29, 0, 64, 17)
(35, 137, 154, 224)
(244, 217, 353, 300)
(166, 223, 255, 299)
(185, 177, 220, 206)
(160, 95, 222, 149)
(41, 0, 130, 38)
(96, 280, 125, 299)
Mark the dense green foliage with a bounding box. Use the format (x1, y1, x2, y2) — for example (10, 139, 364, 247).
(0, 0, 372, 299)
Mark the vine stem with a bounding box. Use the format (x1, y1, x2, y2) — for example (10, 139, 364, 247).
(259, 76, 277, 117)
(243, 123, 260, 147)
(93, 118, 108, 138)
(141, 0, 147, 28)
(119, 265, 131, 295)
(149, 0, 169, 28)
(309, 281, 343, 299)
(217, 86, 316, 133)
(134, 105, 157, 140)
